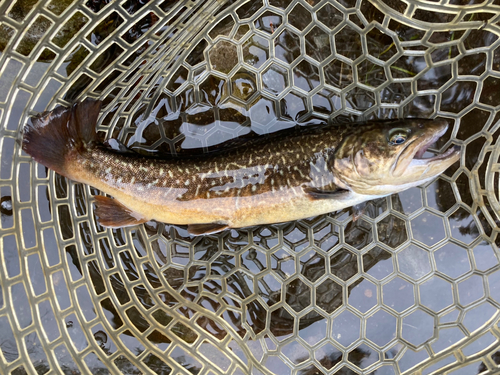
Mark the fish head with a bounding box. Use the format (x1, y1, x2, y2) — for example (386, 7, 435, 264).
(333, 119, 460, 196)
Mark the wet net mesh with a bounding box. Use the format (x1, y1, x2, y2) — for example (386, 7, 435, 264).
(1, 0, 500, 374)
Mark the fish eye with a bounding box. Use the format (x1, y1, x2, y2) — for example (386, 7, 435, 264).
(389, 130, 409, 146)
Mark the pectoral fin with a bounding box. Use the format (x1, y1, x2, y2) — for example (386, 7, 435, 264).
(351, 202, 367, 221)
(187, 223, 229, 235)
(305, 187, 351, 200)
(94, 195, 148, 227)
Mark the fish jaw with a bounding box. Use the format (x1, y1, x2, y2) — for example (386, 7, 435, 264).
(392, 121, 460, 185)
(363, 145, 460, 196)
(392, 120, 449, 178)
(404, 145, 460, 181)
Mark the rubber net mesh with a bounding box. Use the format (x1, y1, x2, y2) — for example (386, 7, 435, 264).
(1, 0, 500, 374)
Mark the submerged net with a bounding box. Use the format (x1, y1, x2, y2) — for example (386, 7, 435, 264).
(1, 0, 500, 374)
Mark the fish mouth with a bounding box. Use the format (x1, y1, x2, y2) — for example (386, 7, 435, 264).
(393, 121, 460, 178)
(410, 125, 460, 165)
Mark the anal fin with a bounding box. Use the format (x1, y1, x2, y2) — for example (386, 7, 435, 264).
(187, 223, 229, 235)
(94, 195, 148, 228)
(304, 187, 351, 200)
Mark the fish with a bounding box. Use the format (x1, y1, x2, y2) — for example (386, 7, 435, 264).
(22, 99, 460, 235)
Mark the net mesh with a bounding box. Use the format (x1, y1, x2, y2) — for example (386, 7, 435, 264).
(1, 0, 500, 374)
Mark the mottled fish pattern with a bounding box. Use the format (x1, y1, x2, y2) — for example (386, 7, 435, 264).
(82, 125, 352, 201)
(23, 99, 460, 235)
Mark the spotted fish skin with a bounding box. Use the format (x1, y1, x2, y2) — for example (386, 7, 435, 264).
(80, 124, 350, 200)
(23, 99, 460, 234)
(70, 124, 354, 228)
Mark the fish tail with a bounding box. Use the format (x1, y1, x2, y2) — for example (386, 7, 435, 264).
(22, 99, 101, 177)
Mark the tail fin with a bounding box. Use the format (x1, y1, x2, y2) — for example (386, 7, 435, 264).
(22, 99, 102, 177)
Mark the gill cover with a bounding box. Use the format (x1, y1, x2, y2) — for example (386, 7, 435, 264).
(354, 148, 373, 177)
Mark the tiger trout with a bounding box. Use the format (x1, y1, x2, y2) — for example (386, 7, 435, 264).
(23, 99, 460, 235)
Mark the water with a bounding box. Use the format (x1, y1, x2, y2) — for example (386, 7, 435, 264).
(1, 0, 500, 374)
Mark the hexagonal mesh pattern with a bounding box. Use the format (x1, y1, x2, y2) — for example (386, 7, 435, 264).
(1, 0, 500, 374)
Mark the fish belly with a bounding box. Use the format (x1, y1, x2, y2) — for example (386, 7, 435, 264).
(93, 182, 378, 228)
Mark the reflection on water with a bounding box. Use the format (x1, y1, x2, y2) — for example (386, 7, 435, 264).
(1, 0, 500, 374)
